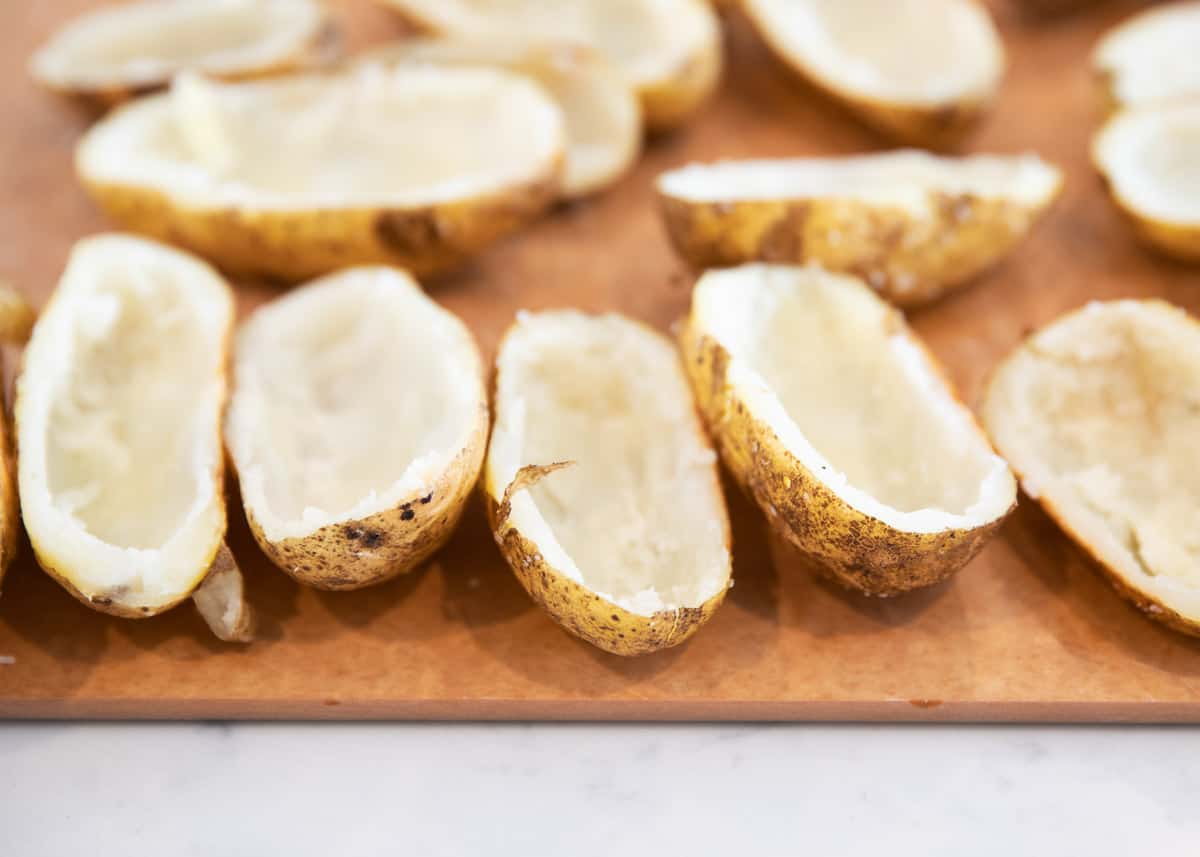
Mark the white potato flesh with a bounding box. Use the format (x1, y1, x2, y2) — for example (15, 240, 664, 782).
(488, 311, 729, 615)
(381, 0, 715, 92)
(743, 0, 1003, 104)
(76, 66, 565, 209)
(693, 265, 1015, 532)
(1094, 2, 1200, 107)
(1094, 102, 1200, 226)
(658, 150, 1061, 209)
(983, 301, 1200, 612)
(30, 0, 327, 91)
(360, 40, 641, 196)
(17, 234, 232, 610)
(226, 267, 484, 542)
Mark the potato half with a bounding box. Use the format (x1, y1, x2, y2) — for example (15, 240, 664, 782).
(16, 234, 234, 619)
(226, 267, 487, 590)
(741, 0, 1004, 145)
(76, 67, 565, 281)
(1094, 2, 1200, 110)
(378, 0, 722, 131)
(485, 311, 731, 655)
(982, 301, 1200, 636)
(1093, 101, 1200, 262)
(30, 0, 334, 101)
(359, 39, 641, 198)
(658, 151, 1062, 307)
(682, 264, 1017, 596)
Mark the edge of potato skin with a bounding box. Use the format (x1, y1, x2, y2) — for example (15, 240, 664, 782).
(482, 314, 733, 656)
(659, 185, 1060, 307)
(680, 317, 1014, 597)
(244, 400, 489, 591)
(79, 160, 562, 283)
(638, 7, 724, 133)
(738, 2, 997, 147)
(979, 335, 1200, 638)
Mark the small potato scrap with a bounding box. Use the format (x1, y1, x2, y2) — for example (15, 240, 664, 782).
(1093, 101, 1200, 262)
(485, 310, 731, 655)
(658, 150, 1062, 307)
(76, 66, 565, 281)
(681, 264, 1016, 596)
(29, 0, 335, 102)
(982, 300, 1200, 636)
(378, 0, 722, 131)
(226, 267, 488, 590)
(1094, 2, 1200, 110)
(360, 39, 641, 198)
(741, 0, 1004, 145)
(16, 234, 238, 624)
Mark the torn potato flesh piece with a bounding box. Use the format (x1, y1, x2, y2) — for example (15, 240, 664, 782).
(1093, 101, 1200, 262)
(485, 310, 731, 655)
(741, 0, 1004, 145)
(983, 300, 1200, 636)
(657, 150, 1062, 307)
(378, 0, 722, 131)
(29, 0, 334, 100)
(1094, 2, 1200, 110)
(359, 39, 641, 198)
(16, 234, 233, 618)
(681, 264, 1016, 596)
(226, 267, 488, 590)
(192, 545, 255, 643)
(75, 67, 566, 281)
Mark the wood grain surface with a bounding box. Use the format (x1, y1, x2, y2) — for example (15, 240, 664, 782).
(2, 0, 1199, 721)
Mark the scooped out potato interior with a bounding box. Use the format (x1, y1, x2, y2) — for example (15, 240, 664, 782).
(78, 66, 565, 208)
(742, 0, 1002, 105)
(17, 234, 232, 612)
(227, 267, 484, 543)
(1094, 102, 1200, 228)
(1094, 2, 1200, 107)
(983, 301, 1200, 620)
(489, 312, 729, 614)
(30, 0, 329, 92)
(695, 265, 1014, 531)
(659, 150, 1061, 209)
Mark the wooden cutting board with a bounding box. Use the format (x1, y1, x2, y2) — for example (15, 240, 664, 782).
(2, 0, 1198, 722)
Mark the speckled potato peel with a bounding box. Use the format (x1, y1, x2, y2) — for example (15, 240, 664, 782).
(226, 267, 488, 590)
(16, 234, 235, 622)
(982, 300, 1200, 637)
(485, 311, 731, 655)
(658, 151, 1062, 307)
(741, 0, 1004, 146)
(681, 264, 1016, 596)
(358, 38, 641, 197)
(377, 0, 722, 131)
(29, 0, 337, 103)
(76, 67, 565, 281)
(1093, 101, 1200, 262)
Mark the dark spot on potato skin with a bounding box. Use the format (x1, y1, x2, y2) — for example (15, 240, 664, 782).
(420, 493, 433, 504)
(400, 508, 416, 522)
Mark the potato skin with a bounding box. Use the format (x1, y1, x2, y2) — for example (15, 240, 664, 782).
(244, 401, 488, 591)
(81, 170, 560, 282)
(639, 7, 723, 132)
(484, 465, 730, 656)
(1103, 196, 1200, 263)
(659, 186, 1059, 308)
(0, 375, 20, 594)
(679, 319, 1012, 597)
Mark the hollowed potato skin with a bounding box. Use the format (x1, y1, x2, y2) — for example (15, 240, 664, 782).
(241, 401, 489, 591)
(679, 321, 1013, 597)
(659, 186, 1059, 308)
(484, 469, 730, 656)
(80, 169, 561, 282)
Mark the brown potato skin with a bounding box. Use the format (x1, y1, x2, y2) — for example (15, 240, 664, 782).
(81, 170, 561, 282)
(679, 318, 1013, 597)
(243, 400, 488, 591)
(1106, 197, 1200, 263)
(484, 468, 730, 656)
(0, 363, 20, 595)
(660, 186, 1060, 308)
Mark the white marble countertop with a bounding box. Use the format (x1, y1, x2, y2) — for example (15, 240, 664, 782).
(3, 723, 1197, 854)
